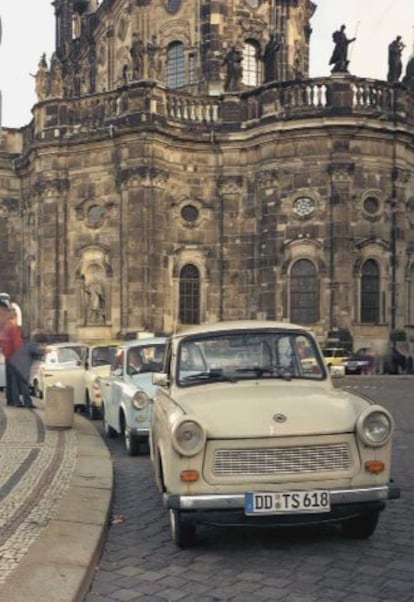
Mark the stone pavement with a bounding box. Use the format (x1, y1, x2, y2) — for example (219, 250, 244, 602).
(0, 393, 113, 602)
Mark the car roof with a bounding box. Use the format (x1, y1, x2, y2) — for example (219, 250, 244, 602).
(117, 337, 166, 349)
(87, 340, 124, 348)
(171, 320, 312, 340)
(45, 342, 88, 349)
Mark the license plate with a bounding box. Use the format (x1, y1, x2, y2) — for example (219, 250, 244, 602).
(245, 490, 331, 515)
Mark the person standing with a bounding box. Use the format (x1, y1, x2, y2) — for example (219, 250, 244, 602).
(0, 299, 22, 406)
(9, 334, 46, 409)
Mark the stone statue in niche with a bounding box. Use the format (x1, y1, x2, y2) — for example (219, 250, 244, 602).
(147, 35, 162, 79)
(262, 33, 281, 83)
(82, 276, 106, 324)
(130, 34, 145, 80)
(223, 46, 243, 91)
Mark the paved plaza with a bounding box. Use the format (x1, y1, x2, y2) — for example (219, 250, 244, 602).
(0, 394, 112, 602)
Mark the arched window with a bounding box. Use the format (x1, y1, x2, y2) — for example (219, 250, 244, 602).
(242, 40, 260, 87)
(179, 264, 200, 324)
(361, 259, 380, 323)
(290, 259, 319, 324)
(166, 41, 186, 89)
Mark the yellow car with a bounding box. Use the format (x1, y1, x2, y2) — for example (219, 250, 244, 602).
(322, 347, 349, 373)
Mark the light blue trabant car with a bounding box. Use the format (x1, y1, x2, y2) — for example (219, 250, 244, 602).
(99, 337, 166, 455)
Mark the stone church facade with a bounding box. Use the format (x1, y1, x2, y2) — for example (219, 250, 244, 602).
(0, 0, 414, 356)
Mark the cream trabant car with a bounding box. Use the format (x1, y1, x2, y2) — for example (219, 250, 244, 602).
(150, 320, 400, 547)
(30, 342, 88, 410)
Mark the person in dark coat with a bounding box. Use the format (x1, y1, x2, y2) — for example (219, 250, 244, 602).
(9, 334, 46, 408)
(0, 299, 22, 406)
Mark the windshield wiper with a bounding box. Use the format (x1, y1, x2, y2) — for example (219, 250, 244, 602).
(182, 369, 238, 383)
(236, 366, 292, 380)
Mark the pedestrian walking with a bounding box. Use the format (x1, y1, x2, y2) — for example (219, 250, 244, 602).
(0, 299, 22, 406)
(9, 334, 46, 409)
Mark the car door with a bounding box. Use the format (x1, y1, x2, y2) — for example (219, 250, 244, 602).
(100, 349, 124, 432)
(41, 346, 87, 405)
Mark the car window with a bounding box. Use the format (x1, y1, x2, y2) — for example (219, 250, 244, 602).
(57, 347, 83, 364)
(127, 344, 165, 376)
(91, 345, 117, 367)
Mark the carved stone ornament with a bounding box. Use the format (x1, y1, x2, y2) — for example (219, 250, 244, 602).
(33, 178, 70, 196)
(255, 169, 278, 189)
(218, 176, 243, 195)
(244, 0, 260, 8)
(117, 166, 170, 188)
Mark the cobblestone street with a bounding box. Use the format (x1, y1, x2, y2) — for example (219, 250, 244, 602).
(85, 377, 414, 602)
(0, 400, 76, 585)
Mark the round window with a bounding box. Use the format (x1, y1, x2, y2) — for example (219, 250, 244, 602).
(363, 196, 380, 215)
(292, 197, 315, 218)
(181, 204, 199, 223)
(86, 205, 106, 228)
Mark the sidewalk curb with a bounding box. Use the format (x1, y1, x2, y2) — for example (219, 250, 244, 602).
(1, 414, 113, 602)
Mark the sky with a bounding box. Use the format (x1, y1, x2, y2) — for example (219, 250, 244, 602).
(0, 0, 413, 128)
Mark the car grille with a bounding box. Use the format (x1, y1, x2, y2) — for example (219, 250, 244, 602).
(213, 443, 351, 476)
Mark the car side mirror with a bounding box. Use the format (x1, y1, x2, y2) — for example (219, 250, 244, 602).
(152, 372, 169, 387)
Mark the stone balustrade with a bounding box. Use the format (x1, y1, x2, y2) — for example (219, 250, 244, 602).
(27, 76, 413, 144)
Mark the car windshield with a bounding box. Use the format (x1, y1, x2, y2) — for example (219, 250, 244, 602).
(177, 330, 326, 386)
(55, 345, 88, 364)
(91, 345, 118, 367)
(127, 344, 165, 376)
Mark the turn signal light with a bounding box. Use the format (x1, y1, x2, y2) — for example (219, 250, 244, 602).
(180, 470, 199, 482)
(365, 460, 385, 474)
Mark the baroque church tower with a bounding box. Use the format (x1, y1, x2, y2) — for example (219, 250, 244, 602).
(1, 0, 414, 365)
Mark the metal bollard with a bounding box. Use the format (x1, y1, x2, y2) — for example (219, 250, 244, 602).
(44, 384, 74, 429)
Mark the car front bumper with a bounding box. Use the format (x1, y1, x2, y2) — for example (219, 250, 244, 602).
(164, 484, 400, 526)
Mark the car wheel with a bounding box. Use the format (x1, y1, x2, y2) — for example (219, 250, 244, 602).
(33, 380, 43, 399)
(86, 391, 99, 420)
(124, 425, 140, 456)
(169, 509, 196, 547)
(341, 511, 380, 539)
(102, 405, 117, 438)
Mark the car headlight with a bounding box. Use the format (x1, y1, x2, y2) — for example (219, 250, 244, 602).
(132, 391, 149, 410)
(356, 406, 393, 447)
(171, 418, 206, 457)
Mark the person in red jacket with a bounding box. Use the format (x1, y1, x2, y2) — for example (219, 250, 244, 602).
(0, 300, 22, 406)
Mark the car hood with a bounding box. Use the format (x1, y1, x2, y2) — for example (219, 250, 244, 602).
(172, 381, 368, 438)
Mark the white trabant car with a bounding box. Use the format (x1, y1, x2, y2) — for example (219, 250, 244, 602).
(150, 320, 400, 547)
(31, 342, 88, 409)
(99, 337, 166, 456)
(84, 341, 122, 419)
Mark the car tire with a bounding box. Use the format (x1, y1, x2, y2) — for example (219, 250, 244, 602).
(169, 509, 196, 548)
(86, 391, 99, 420)
(341, 511, 380, 539)
(124, 426, 140, 456)
(33, 380, 43, 399)
(102, 405, 117, 438)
